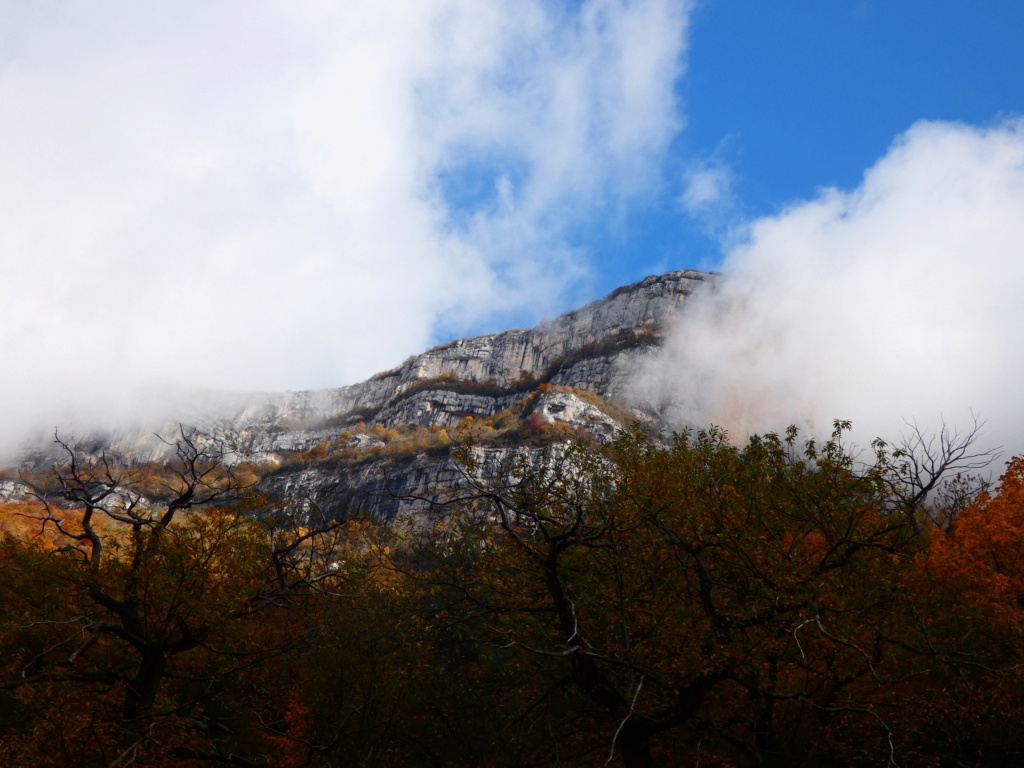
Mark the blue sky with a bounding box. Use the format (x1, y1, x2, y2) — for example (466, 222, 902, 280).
(2, 1, 1024, 452)
(567, 1, 1024, 297)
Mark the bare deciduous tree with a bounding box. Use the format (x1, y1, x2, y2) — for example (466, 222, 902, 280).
(891, 413, 1000, 534)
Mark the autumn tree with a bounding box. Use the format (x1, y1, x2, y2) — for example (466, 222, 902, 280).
(3, 422, 1018, 767)
(907, 456, 1024, 765)
(395, 424, 965, 767)
(0, 431, 351, 767)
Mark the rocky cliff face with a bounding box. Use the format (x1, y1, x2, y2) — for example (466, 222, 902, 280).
(13, 269, 714, 521)
(214, 269, 709, 448)
(258, 386, 632, 524)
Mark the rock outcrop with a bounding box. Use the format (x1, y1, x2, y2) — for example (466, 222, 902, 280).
(215, 269, 709, 447)
(12, 269, 714, 521)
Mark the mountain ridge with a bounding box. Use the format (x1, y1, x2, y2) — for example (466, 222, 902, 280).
(12, 269, 715, 520)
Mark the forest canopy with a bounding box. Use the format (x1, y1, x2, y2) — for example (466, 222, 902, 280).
(0, 423, 1021, 767)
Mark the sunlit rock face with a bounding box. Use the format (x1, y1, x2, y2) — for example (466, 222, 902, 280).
(229, 268, 708, 435)
(531, 390, 621, 442)
(401, 269, 709, 386)
(13, 270, 714, 520)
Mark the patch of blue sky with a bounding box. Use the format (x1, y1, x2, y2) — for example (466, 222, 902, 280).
(557, 1, 1024, 306)
(678, 1, 1024, 224)
(444, 2, 1024, 330)
(434, 154, 530, 231)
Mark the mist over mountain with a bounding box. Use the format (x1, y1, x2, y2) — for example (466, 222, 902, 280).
(4, 7, 1024, 766)
(0, 0, 689, 458)
(3, 5, 1022, 476)
(633, 119, 1024, 462)
(8, 243, 1018, 521)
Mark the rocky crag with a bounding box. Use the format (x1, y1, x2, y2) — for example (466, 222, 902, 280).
(15, 270, 713, 521)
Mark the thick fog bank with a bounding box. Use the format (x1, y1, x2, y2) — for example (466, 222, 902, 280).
(632, 120, 1024, 462)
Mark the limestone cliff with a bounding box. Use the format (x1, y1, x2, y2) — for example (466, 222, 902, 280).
(13, 269, 714, 520)
(212, 268, 710, 454)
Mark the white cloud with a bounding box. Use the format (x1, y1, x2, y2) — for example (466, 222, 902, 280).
(678, 150, 741, 244)
(680, 162, 733, 214)
(633, 119, 1024, 459)
(0, 0, 689, 450)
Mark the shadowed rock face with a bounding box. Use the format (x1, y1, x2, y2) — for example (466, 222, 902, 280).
(13, 270, 714, 520)
(258, 445, 524, 527)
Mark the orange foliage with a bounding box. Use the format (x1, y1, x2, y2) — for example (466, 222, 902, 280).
(0, 500, 117, 547)
(929, 457, 1024, 632)
(263, 697, 313, 767)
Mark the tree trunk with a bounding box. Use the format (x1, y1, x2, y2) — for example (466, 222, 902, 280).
(618, 719, 655, 768)
(122, 650, 166, 734)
